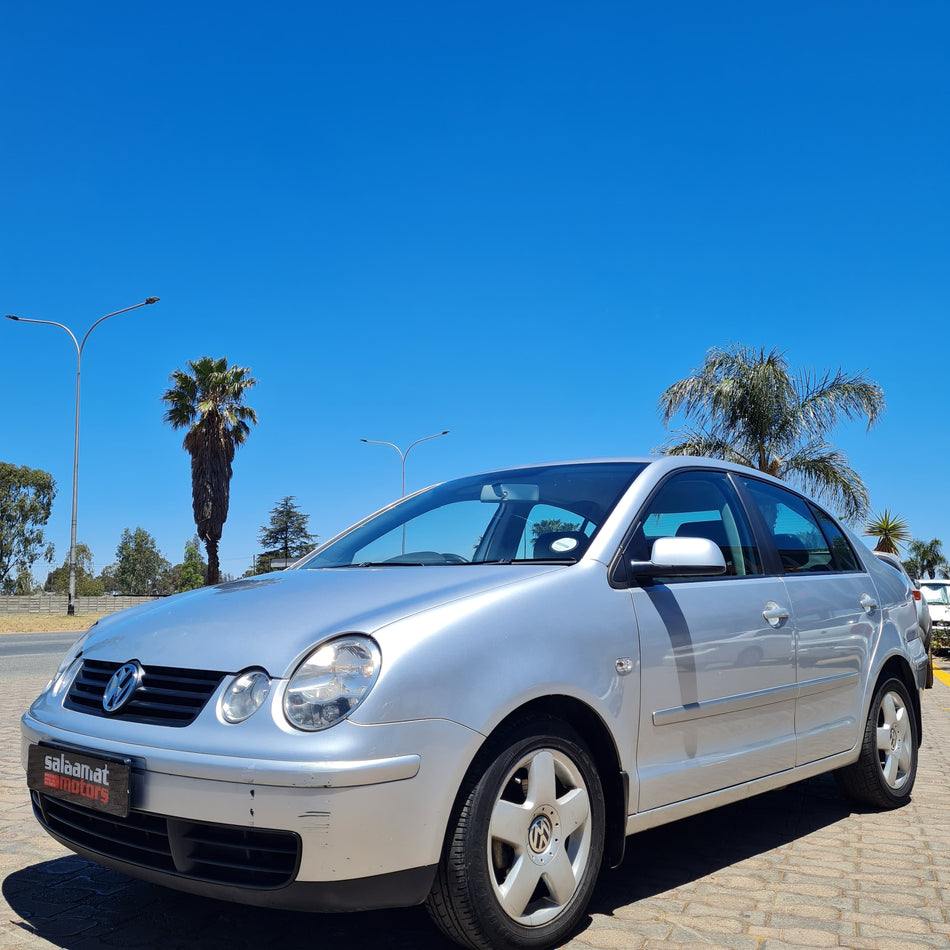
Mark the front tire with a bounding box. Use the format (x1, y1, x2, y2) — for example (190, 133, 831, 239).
(835, 676, 918, 809)
(426, 716, 605, 950)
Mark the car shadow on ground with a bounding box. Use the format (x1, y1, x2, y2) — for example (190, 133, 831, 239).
(3, 775, 853, 950)
(588, 772, 852, 914)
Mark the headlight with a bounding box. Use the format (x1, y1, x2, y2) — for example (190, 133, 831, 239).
(221, 669, 272, 723)
(48, 625, 98, 696)
(284, 636, 381, 731)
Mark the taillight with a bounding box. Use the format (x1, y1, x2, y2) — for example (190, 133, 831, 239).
(912, 590, 922, 601)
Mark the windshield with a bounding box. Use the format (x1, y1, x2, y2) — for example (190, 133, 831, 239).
(298, 462, 645, 569)
(921, 583, 950, 606)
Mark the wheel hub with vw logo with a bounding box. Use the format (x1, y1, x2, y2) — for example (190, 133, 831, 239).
(102, 661, 143, 713)
(526, 804, 560, 866)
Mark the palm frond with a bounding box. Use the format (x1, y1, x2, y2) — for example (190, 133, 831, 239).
(658, 343, 881, 519)
(796, 368, 885, 436)
(779, 442, 870, 523)
(655, 428, 753, 467)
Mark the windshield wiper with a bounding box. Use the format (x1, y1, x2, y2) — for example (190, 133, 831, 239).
(514, 557, 577, 564)
(353, 561, 429, 567)
(473, 558, 576, 565)
(329, 557, 576, 568)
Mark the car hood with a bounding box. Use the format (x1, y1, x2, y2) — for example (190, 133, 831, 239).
(79, 566, 563, 676)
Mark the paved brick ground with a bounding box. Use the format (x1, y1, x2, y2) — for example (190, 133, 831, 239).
(3, 666, 949, 950)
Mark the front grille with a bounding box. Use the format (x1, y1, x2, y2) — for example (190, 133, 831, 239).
(65, 659, 224, 726)
(33, 792, 300, 889)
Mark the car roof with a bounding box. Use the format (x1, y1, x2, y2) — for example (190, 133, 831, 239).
(461, 455, 794, 486)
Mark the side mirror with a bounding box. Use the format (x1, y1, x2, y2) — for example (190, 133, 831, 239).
(629, 536, 727, 579)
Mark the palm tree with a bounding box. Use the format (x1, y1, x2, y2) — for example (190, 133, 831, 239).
(162, 356, 258, 584)
(657, 344, 885, 521)
(903, 538, 949, 580)
(863, 509, 911, 554)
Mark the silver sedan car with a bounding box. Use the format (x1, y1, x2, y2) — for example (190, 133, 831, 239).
(22, 457, 928, 950)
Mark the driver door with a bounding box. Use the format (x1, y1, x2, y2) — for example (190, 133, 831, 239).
(625, 469, 797, 812)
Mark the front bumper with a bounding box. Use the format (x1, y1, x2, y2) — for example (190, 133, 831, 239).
(29, 788, 437, 911)
(21, 709, 482, 910)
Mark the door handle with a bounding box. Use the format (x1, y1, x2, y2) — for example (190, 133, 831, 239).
(763, 602, 790, 628)
(860, 593, 878, 613)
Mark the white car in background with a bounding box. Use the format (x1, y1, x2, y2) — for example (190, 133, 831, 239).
(920, 579, 950, 653)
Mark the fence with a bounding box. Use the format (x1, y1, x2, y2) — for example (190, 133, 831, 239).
(0, 595, 161, 615)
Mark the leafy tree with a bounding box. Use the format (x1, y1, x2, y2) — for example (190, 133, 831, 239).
(97, 565, 120, 595)
(175, 538, 206, 592)
(246, 555, 275, 577)
(863, 509, 912, 555)
(82, 576, 106, 596)
(657, 344, 885, 522)
(256, 496, 318, 571)
(162, 356, 258, 584)
(5, 566, 41, 594)
(44, 543, 105, 596)
(112, 526, 171, 595)
(903, 539, 949, 581)
(0, 462, 57, 593)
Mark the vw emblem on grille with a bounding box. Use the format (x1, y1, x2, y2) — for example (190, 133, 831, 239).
(528, 814, 553, 854)
(103, 661, 143, 713)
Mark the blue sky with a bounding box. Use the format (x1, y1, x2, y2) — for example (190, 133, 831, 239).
(2, 1, 947, 580)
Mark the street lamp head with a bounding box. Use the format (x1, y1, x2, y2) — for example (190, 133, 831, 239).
(145, 297, 160, 305)
(5, 314, 19, 321)
(441, 430, 450, 435)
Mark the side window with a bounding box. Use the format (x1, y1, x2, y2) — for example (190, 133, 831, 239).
(811, 506, 861, 572)
(628, 470, 762, 578)
(739, 477, 854, 574)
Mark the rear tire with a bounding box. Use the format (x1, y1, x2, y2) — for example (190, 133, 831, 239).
(835, 676, 917, 809)
(426, 716, 605, 950)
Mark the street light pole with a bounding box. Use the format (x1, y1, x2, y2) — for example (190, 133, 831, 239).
(5, 297, 160, 614)
(360, 430, 451, 497)
(360, 430, 450, 554)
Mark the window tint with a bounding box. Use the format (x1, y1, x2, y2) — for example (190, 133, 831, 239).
(629, 470, 762, 577)
(811, 507, 860, 572)
(739, 477, 856, 574)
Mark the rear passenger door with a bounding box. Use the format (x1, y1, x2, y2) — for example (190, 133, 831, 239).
(737, 476, 880, 763)
(622, 469, 797, 812)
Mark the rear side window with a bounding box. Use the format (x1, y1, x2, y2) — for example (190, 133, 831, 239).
(739, 477, 859, 574)
(811, 508, 861, 572)
(628, 470, 762, 578)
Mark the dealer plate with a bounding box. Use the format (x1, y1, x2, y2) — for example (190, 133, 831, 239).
(27, 744, 131, 818)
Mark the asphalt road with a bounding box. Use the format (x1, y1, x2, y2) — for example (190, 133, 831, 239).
(0, 632, 79, 679)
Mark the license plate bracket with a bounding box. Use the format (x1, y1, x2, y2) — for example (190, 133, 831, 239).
(28, 744, 131, 818)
